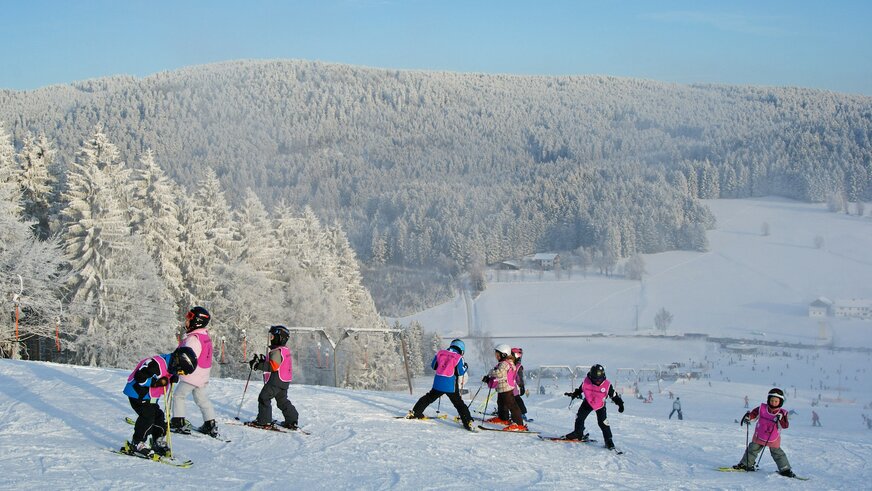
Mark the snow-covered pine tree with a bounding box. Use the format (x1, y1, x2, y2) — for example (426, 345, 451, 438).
(16, 132, 55, 239)
(130, 149, 186, 306)
(61, 130, 175, 367)
(0, 123, 19, 186)
(403, 320, 426, 376)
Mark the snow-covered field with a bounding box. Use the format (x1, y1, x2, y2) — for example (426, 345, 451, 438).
(2, 197, 872, 489)
(1, 345, 870, 489)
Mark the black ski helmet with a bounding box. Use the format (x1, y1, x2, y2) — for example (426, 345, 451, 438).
(589, 364, 606, 384)
(768, 388, 785, 408)
(269, 325, 290, 347)
(185, 306, 211, 331)
(170, 346, 198, 375)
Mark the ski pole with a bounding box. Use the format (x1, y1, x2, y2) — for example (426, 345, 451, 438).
(755, 416, 779, 469)
(467, 382, 484, 409)
(235, 364, 255, 421)
(436, 396, 442, 417)
(165, 382, 174, 458)
(480, 387, 493, 425)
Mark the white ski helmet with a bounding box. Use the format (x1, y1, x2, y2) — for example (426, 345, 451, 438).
(494, 344, 512, 357)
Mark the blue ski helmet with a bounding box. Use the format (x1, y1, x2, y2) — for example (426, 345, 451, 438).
(449, 339, 465, 354)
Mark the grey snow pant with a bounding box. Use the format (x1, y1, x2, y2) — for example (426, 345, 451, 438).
(739, 442, 791, 471)
(172, 380, 217, 423)
(256, 378, 298, 426)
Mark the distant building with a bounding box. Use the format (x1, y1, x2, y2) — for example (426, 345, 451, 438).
(494, 260, 520, 270)
(529, 253, 560, 270)
(809, 297, 872, 320)
(808, 298, 832, 318)
(833, 298, 872, 319)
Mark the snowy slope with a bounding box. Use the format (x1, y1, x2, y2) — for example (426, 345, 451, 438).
(3, 197, 871, 489)
(1, 349, 871, 490)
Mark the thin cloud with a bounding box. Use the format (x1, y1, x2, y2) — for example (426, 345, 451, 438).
(643, 11, 788, 37)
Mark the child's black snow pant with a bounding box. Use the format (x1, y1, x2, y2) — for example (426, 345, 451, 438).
(129, 397, 166, 444)
(256, 377, 298, 426)
(412, 388, 473, 425)
(574, 400, 613, 446)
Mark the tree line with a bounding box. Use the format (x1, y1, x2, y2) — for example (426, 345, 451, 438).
(1, 60, 869, 315)
(0, 122, 427, 390)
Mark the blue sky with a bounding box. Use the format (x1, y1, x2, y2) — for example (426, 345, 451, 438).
(1, 0, 870, 95)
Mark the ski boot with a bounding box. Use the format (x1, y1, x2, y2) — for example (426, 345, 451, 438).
(778, 469, 796, 478)
(404, 410, 426, 420)
(732, 463, 755, 472)
(151, 436, 171, 457)
(199, 419, 219, 437)
(484, 416, 511, 425)
(279, 421, 299, 430)
(462, 419, 477, 432)
(170, 417, 192, 435)
(126, 440, 155, 458)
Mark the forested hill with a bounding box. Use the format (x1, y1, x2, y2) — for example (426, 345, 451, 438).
(2, 60, 870, 311)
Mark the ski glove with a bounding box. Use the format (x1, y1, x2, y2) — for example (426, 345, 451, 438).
(169, 374, 179, 384)
(482, 375, 491, 383)
(740, 413, 751, 426)
(564, 389, 581, 399)
(617, 401, 625, 413)
(153, 376, 169, 387)
(249, 354, 265, 370)
(774, 413, 783, 423)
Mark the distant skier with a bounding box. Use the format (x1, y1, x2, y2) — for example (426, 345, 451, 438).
(669, 397, 683, 420)
(511, 347, 530, 421)
(811, 410, 821, 427)
(122, 347, 198, 458)
(406, 339, 475, 431)
(561, 364, 624, 450)
(744, 395, 749, 408)
(732, 388, 796, 478)
(247, 325, 299, 430)
(482, 344, 526, 431)
(171, 306, 219, 437)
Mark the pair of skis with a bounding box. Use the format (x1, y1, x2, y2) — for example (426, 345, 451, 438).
(537, 434, 623, 454)
(226, 420, 312, 435)
(716, 467, 809, 480)
(124, 416, 231, 442)
(109, 443, 193, 468)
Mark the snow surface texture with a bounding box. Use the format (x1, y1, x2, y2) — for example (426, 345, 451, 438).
(1, 350, 871, 489)
(2, 198, 871, 489)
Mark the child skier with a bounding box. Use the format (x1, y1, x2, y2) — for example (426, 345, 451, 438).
(406, 339, 475, 431)
(732, 388, 796, 477)
(483, 344, 526, 431)
(122, 346, 198, 458)
(511, 347, 529, 421)
(562, 364, 624, 449)
(171, 306, 220, 437)
(247, 325, 299, 430)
